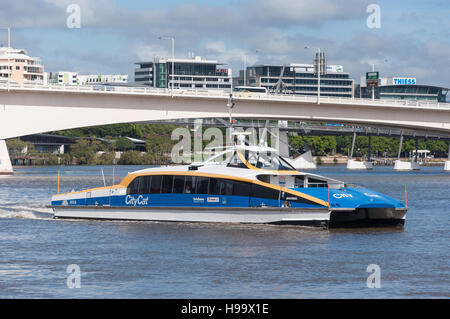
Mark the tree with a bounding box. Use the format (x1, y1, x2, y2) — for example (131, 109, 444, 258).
(92, 152, 115, 165)
(145, 133, 175, 163)
(6, 139, 33, 155)
(69, 139, 97, 164)
(289, 136, 304, 151)
(289, 136, 336, 156)
(118, 151, 143, 165)
(114, 137, 135, 151)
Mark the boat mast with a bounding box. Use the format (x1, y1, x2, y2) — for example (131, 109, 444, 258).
(227, 93, 235, 144)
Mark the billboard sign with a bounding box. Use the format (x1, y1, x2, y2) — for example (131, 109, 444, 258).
(393, 77, 416, 85)
(327, 65, 344, 73)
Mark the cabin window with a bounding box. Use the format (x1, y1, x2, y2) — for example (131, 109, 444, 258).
(127, 177, 140, 195)
(307, 178, 328, 188)
(256, 175, 270, 183)
(161, 175, 174, 193)
(220, 180, 234, 195)
(150, 175, 162, 193)
(137, 174, 254, 196)
(195, 177, 210, 194)
(211, 178, 251, 196)
(127, 176, 150, 194)
(231, 180, 251, 196)
(208, 178, 220, 195)
(137, 176, 151, 194)
(184, 176, 195, 194)
(294, 176, 305, 188)
(172, 175, 185, 193)
(252, 184, 280, 200)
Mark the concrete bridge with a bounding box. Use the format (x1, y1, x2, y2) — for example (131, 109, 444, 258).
(1, 83, 450, 173)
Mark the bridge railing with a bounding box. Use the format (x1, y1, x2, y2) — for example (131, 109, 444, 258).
(1, 81, 449, 110)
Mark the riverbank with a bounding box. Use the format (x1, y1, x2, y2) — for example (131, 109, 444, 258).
(10, 155, 449, 167)
(314, 155, 448, 166)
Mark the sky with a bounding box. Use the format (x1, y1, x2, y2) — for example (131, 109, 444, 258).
(0, 0, 449, 88)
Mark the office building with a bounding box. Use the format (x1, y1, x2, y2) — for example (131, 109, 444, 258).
(234, 63, 354, 97)
(135, 56, 232, 90)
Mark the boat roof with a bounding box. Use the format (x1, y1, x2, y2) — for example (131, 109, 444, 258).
(129, 144, 299, 178)
(124, 144, 343, 186)
(130, 164, 263, 180)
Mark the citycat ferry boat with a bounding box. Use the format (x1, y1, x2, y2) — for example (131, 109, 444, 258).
(49, 144, 407, 229)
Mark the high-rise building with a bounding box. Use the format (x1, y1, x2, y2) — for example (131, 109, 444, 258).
(135, 56, 232, 90)
(234, 63, 354, 97)
(0, 47, 44, 84)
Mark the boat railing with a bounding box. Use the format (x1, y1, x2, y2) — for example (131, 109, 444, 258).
(294, 181, 346, 189)
(343, 183, 362, 188)
(305, 182, 329, 188)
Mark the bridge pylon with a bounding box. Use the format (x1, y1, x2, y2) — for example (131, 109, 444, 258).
(346, 129, 373, 170)
(394, 133, 420, 170)
(444, 142, 450, 171)
(0, 140, 13, 175)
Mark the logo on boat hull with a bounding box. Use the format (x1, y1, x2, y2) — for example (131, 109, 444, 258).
(333, 193, 353, 199)
(125, 195, 149, 206)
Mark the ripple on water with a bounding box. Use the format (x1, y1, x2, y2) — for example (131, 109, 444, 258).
(0, 165, 449, 298)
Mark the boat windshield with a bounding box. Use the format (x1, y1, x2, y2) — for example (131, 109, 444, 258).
(227, 150, 296, 171)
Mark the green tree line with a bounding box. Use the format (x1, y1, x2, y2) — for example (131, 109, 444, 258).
(7, 123, 450, 166)
(289, 135, 449, 158)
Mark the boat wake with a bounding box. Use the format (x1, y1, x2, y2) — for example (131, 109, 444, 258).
(0, 203, 53, 220)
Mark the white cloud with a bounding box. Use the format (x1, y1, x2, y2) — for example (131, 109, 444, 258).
(0, 0, 447, 87)
(132, 43, 171, 62)
(246, 0, 370, 26)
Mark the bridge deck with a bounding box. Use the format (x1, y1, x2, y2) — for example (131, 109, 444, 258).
(1, 82, 449, 110)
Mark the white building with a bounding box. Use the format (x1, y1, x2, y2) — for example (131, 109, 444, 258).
(47, 72, 128, 86)
(78, 74, 128, 85)
(48, 71, 78, 85)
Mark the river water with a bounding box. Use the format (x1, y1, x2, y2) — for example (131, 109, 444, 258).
(0, 165, 448, 298)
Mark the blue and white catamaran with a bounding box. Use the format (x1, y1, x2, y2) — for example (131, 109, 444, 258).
(50, 142, 407, 228)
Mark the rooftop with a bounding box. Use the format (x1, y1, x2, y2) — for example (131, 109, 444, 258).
(248, 63, 348, 74)
(0, 47, 40, 61)
(136, 56, 225, 65)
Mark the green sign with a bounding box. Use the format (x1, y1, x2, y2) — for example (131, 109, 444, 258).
(366, 72, 379, 80)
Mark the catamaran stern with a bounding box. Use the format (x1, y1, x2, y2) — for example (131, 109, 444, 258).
(329, 207, 407, 228)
